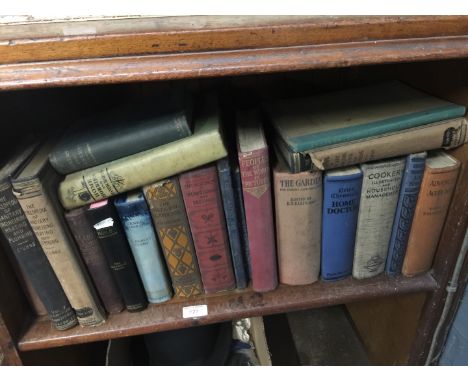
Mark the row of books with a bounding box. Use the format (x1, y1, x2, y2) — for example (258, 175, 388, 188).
(0, 81, 466, 332)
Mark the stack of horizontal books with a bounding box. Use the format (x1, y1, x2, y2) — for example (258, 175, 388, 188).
(0, 81, 465, 331)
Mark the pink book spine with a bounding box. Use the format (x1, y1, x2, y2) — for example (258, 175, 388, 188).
(238, 146, 278, 292)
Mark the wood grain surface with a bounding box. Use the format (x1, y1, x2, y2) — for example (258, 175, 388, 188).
(18, 273, 437, 351)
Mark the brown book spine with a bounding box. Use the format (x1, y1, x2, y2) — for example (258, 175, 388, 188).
(13, 170, 106, 327)
(65, 207, 125, 314)
(143, 177, 204, 297)
(402, 155, 461, 277)
(273, 166, 322, 285)
(179, 165, 235, 293)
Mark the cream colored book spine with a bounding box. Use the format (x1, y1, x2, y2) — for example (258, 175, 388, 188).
(352, 158, 405, 279)
(59, 111, 227, 209)
(307, 118, 467, 171)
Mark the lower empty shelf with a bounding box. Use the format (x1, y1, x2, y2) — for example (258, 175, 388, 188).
(18, 272, 437, 351)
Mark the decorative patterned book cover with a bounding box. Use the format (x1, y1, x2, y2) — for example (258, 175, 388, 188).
(115, 191, 173, 303)
(402, 151, 461, 277)
(58, 101, 227, 209)
(321, 167, 363, 281)
(143, 177, 204, 297)
(216, 158, 248, 289)
(86, 199, 148, 312)
(0, 143, 77, 330)
(385, 152, 427, 276)
(273, 156, 322, 285)
(180, 165, 236, 293)
(65, 206, 125, 314)
(353, 158, 405, 279)
(49, 101, 192, 174)
(237, 110, 278, 292)
(12, 142, 105, 327)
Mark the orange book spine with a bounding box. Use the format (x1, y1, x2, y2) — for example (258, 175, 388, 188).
(402, 158, 460, 277)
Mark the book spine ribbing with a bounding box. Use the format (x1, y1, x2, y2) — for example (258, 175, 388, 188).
(321, 171, 362, 281)
(65, 207, 125, 314)
(143, 178, 204, 297)
(115, 196, 173, 304)
(12, 175, 105, 327)
(0, 181, 77, 330)
(86, 202, 148, 312)
(180, 165, 236, 293)
(58, 118, 227, 210)
(238, 146, 277, 292)
(353, 159, 405, 279)
(49, 111, 192, 174)
(273, 168, 322, 285)
(385, 153, 427, 276)
(216, 158, 248, 289)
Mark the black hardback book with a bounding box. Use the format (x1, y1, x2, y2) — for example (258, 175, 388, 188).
(0, 143, 77, 330)
(86, 199, 148, 312)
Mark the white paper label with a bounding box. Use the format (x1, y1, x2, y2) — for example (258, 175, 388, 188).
(93, 218, 114, 230)
(182, 304, 208, 318)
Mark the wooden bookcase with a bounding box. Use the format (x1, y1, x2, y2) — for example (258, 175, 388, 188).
(0, 16, 467, 366)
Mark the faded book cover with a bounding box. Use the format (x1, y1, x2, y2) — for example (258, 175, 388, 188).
(353, 158, 405, 279)
(237, 110, 277, 292)
(180, 165, 236, 293)
(402, 151, 461, 277)
(12, 142, 106, 327)
(273, 157, 322, 285)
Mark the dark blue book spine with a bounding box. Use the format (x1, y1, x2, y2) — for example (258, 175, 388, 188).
(321, 169, 363, 281)
(385, 152, 427, 276)
(217, 159, 248, 289)
(232, 164, 251, 280)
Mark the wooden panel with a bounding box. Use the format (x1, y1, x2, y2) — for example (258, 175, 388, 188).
(0, 314, 22, 365)
(0, 16, 467, 65)
(18, 273, 437, 351)
(1, 36, 468, 91)
(347, 293, 427, 365)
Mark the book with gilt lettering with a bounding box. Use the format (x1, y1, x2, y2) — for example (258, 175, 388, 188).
(0, 143, 77, 330)
(237, 110, 277, 292)
(11, 141, 106, 327)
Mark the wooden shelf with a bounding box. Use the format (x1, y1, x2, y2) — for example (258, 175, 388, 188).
(0, 16, 467, 90)
(18, 272, 437, 352)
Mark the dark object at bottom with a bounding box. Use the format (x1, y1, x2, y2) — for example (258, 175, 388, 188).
(143, 322, 232, 365)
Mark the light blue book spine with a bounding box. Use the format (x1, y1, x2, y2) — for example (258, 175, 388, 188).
(115, 192, 173, 303)
(385, 152, 427, 276)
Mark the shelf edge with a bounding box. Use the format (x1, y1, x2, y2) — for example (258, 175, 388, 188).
(18, 273, 437, 352)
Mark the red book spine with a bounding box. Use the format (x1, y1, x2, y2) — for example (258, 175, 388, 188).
(238, 146, 278, 292)
(179, 165, 236, 293)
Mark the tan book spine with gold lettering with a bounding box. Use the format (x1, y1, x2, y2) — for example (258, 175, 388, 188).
(58, 106, 227, 210)
(13, 160, 106, 327)
(273, 160, 322, 285)
(402, 151, 461, 277)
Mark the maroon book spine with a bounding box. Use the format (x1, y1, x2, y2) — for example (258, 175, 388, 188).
(179, 165, 236, 293)
(238, 146, 278, 292)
